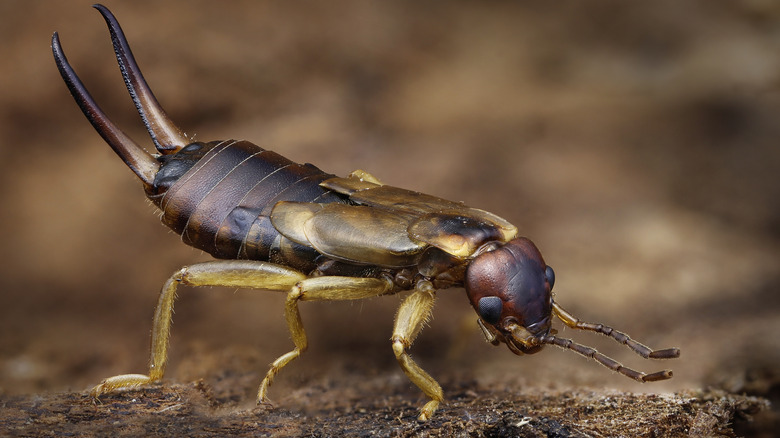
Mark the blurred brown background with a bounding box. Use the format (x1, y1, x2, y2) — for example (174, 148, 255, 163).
(1, 0, 779, 416)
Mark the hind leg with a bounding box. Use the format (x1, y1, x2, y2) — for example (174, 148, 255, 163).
(91, 260, 306, 397)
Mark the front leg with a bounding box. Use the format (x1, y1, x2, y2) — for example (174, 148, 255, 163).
(391, 279, 443, 421)
(91, 260, 306, 397)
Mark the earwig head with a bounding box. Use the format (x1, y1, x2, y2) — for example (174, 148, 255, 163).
(465, 237, 555, 354)
(466, 237, 680, 381)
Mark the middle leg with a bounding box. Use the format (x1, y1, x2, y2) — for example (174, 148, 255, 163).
(258, 275, 395, 402)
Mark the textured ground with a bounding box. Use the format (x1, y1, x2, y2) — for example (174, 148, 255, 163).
(1, 1, 778, 436)
(1, 382, 769, 437)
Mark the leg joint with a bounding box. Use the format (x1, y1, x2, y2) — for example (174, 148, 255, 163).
(288, 283, 304, 301)
(173, 266, 189, 284)
(391, 336, 408, 359)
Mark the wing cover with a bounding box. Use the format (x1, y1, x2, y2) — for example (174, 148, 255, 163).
(272, 202, 425, 267)
(322, 175, 517, 249)
(270, 175, 519, 267)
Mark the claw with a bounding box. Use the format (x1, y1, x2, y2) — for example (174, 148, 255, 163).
(52, 32, 159, 189)
(92, 4, 189, 153)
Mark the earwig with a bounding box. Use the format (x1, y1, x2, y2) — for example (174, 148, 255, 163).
(52, 5, 680, 421)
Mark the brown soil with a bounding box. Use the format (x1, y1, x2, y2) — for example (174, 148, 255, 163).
(1, 383, 769, 437)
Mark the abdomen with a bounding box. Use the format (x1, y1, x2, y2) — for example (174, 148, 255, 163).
(156, 139, 346, 272)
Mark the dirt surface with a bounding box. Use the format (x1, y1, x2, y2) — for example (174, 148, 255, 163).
(1, 1, 779, 436)
(1, 383, 770, 437)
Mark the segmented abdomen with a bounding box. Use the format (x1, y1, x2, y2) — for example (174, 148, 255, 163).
(158, 140, 345, 269)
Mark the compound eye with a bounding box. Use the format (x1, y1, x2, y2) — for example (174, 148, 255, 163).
(477, 296, 503, 325)
(545, 265, 556, 290)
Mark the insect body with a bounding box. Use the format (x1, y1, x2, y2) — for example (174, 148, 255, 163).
(53, 5, 680, 421)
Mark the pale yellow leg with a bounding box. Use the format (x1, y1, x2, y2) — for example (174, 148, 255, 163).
(391, 280, 443, 421)
(90, 260, 307, 398)
(258, 275, 394, 402)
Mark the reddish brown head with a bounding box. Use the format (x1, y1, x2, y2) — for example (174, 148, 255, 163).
(465, 237, 680, 382)
(465, 237, 555, 355)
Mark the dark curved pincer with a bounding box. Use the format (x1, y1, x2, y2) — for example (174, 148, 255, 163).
(51, 4, 191, 194)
